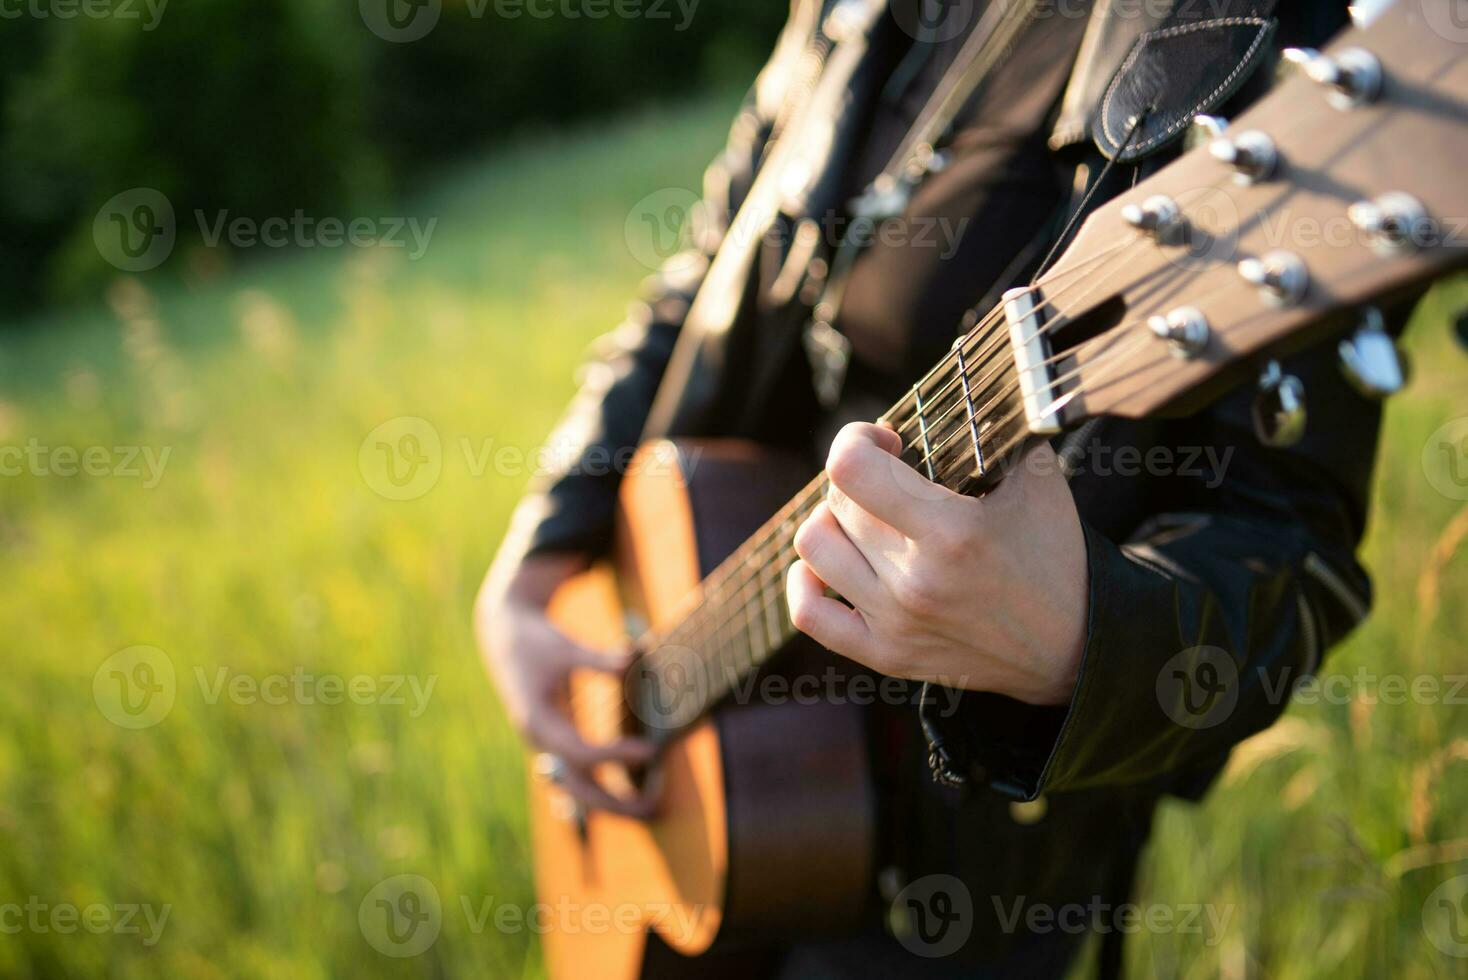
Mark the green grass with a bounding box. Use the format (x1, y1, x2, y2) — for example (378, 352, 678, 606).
(1, 92, 1466, 979)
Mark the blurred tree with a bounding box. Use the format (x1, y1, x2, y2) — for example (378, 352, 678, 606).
(0, 0, 786, 314)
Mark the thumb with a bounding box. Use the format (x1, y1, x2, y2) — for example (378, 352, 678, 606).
(566, 642, 636, 675)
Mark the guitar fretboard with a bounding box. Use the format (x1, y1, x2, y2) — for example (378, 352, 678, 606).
(631, 304, 1036, 734)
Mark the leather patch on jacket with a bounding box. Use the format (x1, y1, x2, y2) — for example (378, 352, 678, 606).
(1093, 16, 1276, 162)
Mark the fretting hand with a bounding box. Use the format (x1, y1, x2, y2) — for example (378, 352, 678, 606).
(786, 422, 1089, 706)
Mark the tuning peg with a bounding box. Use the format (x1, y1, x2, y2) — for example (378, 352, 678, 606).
(1279, 46, 1322, 79)
(1339, 308, 1408, 398)
(1185, 114, 1228, 152)
(1210, 130, 1278, 184)
(1238, 250, 1309, 306)
(1122, 195, 1184, 244)
(1282, 46, 1382, 109)
(1148, 306, 1210, 358)
(1253, 360, 1307, 448)
(1349, 192, 1429, 254)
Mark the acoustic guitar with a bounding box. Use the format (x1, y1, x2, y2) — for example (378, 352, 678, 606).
(530, 3, 1468, 975)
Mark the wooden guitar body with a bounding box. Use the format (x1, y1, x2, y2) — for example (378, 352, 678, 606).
(531, 440, 876, 979)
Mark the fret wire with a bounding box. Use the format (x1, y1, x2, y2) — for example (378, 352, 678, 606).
(912, 340, 1019, 473)
(642, 294, 1124, 724)
(955, 340, 985, 475)
(640, 175, 1252, 734)
(892, 309, 1015, 446)
(921, 365, 1017, 476)
(651, 341, 1017, 696)
(759, 553, 782, 650)
(912, 384, 936, 480)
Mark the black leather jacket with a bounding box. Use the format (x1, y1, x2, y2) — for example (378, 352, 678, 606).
(502, 0, 1385, 962)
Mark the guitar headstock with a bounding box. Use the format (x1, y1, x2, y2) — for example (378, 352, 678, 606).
(1017, 0, 1468, 443)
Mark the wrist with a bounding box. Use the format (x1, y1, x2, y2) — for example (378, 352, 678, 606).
(480, 550, 589, 620)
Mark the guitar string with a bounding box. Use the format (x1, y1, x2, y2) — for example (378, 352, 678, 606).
(575, 143, 1335, 731)
(886, 182, 1229, 446)
(573, 261, 1213, 733)
(593, 249, 1261, 733)
(651, 58, 1420, 697)
(566, 71, 1444, 737)
(595, 354, 1099, 734)
(575, 317, 1165, 731)
(655, 181, 1239, 668)
(571, 209, 1235, 730)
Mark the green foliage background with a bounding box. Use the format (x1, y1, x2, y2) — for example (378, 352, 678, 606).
(0, 0, 786, 308)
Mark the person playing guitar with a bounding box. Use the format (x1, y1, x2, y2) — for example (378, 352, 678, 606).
(476, 1, 1448, 975)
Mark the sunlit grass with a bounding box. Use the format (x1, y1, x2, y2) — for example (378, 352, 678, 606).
(1, 92, 1465, 978)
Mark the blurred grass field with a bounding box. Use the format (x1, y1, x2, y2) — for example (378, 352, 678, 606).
(1, 92, 1466, 979)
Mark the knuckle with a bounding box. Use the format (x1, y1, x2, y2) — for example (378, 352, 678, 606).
(826, 427, 866, 489)
(788, 595, 817, 635)
(924, 526, 963, 562)
(793, 515, 822, 561)
(892, 569, 940, 617)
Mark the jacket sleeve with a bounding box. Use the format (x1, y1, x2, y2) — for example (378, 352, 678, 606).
(499, 5, 817, 562)
(957, 338, 1383, 802)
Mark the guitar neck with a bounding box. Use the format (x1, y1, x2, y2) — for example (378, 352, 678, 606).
(632, 315, 1033, 735)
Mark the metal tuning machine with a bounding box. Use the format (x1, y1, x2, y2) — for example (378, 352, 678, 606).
(1210, 130, 1279, 185)
(1281, 46, 1383, 110)
(1122, 195, 1185, 245)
